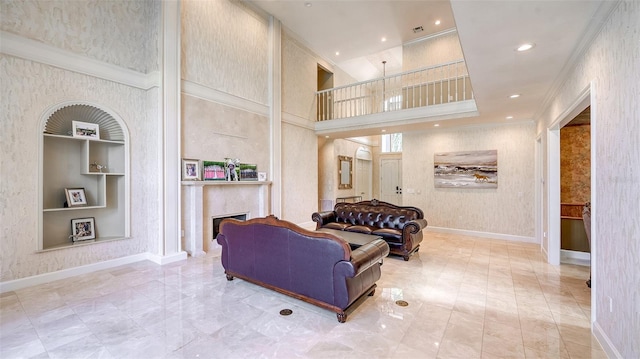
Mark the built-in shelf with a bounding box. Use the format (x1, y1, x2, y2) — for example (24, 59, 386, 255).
(37, 236, 129, 252)
(40, 103, 130, 250)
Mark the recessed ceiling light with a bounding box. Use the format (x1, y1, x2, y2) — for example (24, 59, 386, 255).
(325, 135, 329, 138)
(381, 37, 387, 42)
(434, 124, 440, 127)
(304, 2, 312, 7)
(517, 43, 535, 51)
(506, 116, 514, 120)
(509, 94, 520, 99)
(381, 129, 386, 133)
(335, 51, 339, 56)
(435, 20, 441, 25)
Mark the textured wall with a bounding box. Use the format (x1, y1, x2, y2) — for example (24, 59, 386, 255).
(537, 1, 639, 356)
(403, 31, 464, 71)
(282, 32, 318, 121)
(403, 122, 536, 237)
(318, 138, 372, 206)
(560, 125, 591, 203)
(281, 123, 318, 223)
(0, 0, 159, 73)
(0, 56, 157, 281)
(181, 95, 269, 171)
(181, 0, 268, 104)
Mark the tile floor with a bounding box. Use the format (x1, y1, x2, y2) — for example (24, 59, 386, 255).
(1, 232, 606, 358)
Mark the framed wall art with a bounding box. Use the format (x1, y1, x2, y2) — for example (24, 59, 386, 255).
(434, 150, 498, 188)
(71, 217, 96, 241)
(72, 121, 100, 140)
(182, 159, 201, 181)
(65, 188, 87, 207)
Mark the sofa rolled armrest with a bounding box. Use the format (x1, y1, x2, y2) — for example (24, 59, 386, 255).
(334, 239, 389, 277)
(405, 219, 428, 234)
(312, 210, 337, 229)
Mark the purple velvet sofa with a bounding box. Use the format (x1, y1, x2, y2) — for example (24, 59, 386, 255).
(216, 215, 389, 323)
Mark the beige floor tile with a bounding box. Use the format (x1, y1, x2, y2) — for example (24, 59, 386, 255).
(0, 232, 602, 359)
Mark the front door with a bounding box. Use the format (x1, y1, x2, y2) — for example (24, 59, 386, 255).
(380, 158, 402, 205)
(355, 158, 372, 200)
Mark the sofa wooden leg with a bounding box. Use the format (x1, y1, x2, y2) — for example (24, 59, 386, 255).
(226, 274, 234, 281)
(337, 312, 347, 323)
(368, 289, 375, 296)
(403, 255, 410, 261)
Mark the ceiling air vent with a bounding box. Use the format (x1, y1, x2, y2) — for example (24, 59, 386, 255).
(412, 26, 424, 33)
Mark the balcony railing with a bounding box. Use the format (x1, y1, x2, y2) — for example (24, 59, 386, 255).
(316, 60, 473, 122)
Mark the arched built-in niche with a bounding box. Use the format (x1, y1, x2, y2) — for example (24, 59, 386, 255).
(39, 102, 130, 250)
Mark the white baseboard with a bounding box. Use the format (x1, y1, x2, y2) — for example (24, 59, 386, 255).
(593, 321, 623, 359)
(425, 226, 537, 243)
(560, 249, 591, 266)
(146, 251, 188, 265)
(0, 251, 188, 294)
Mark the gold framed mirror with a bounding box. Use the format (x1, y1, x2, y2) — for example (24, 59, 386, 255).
(338, 155, 353, 189)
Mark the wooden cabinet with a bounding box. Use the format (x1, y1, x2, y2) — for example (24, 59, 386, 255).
(40, 104, 129, 250)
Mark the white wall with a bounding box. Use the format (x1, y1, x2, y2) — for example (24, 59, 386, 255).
(0, 0, 161, 282)
(403, 30, 464, 71)
(403, 122, 536, 239)
(537, 1, 639, 356)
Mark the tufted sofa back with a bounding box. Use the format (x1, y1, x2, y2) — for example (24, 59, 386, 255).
(333, 200, 423, 230)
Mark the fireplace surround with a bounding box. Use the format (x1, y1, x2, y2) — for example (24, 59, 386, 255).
(181, 181, 270, 256)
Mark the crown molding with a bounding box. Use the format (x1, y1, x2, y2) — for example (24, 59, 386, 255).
(181, 80, 270, 117)
(0, 31, 159, 90)
(281, 111, 314, 130)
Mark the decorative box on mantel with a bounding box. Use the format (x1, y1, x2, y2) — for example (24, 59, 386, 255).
(181, 181, 271, 257)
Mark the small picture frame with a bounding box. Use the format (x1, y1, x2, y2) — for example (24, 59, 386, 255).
(239, 164, 258, 181)
(71, 217, 96, 241)
(65, 188, 87, 207)
(257, 172, 267, 181)
(182, 158, 201, 181)
(72, 121, 100, 140)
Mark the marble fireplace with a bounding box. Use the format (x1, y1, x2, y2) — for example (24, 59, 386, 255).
(181, 181, 270, 256)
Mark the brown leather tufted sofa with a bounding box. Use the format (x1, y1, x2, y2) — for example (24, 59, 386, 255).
(312, 199, 428, 261)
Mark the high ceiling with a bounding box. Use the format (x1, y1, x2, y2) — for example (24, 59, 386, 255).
(248, 0, 613, 134)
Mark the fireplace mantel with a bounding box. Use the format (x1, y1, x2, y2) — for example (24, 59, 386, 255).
(181, 181, 271, 256)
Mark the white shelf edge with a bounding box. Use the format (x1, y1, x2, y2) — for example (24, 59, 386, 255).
(82, 172, 125, 176)
(43, 133, 124, 144)
(38, 236, 130, 252)
(181, 180, 272, 186)
(43, 205, 106, 212)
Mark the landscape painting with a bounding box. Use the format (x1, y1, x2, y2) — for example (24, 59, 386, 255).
(434, 150, 498, 188)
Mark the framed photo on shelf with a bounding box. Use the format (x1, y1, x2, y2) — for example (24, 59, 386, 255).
(182, 158, 201, 181)
(72, 121, 100, 140)
(71, 217, 96, 241)
(202, 161, 227, 181)
(239, 163, 258, 181)
(65, 188, 87, 207)
(257, 172, 267, 181)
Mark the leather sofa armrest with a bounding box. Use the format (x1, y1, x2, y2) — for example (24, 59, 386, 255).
(334, 239, 390, 277)
(312, 211, 337, 229)
(405, 218, 428, 234)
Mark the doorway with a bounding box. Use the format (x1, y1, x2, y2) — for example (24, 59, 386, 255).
(317, 65, 333, 121)
(546, 84, 596, 322)
(355, 147, 372, 200)
(380, 155, 402, 205)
